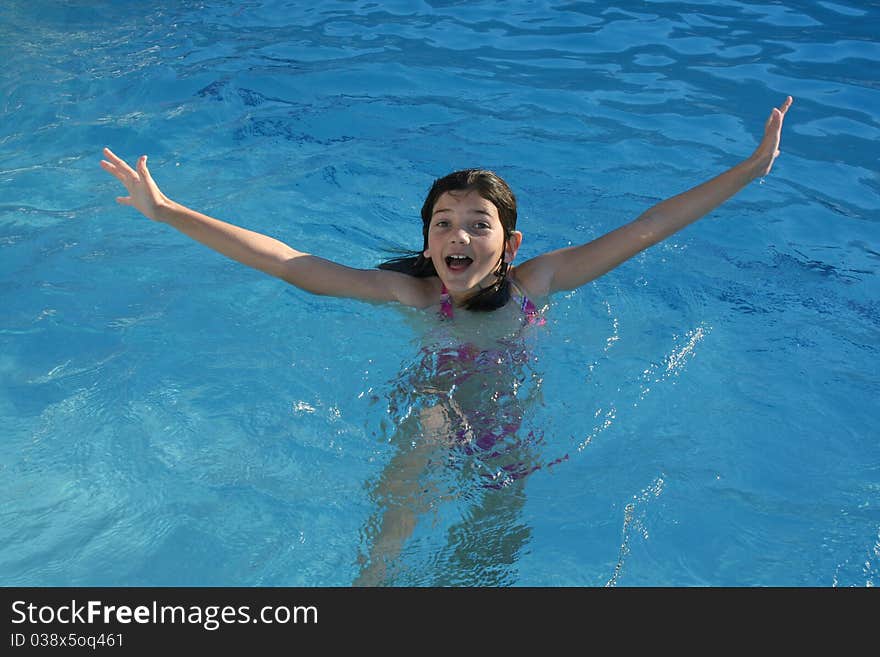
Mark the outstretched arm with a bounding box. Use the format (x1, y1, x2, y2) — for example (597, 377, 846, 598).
(99, 148, 430, 306)
(516, 97, 793, 296)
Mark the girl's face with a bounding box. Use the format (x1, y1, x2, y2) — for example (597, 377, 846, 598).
(424, 190, 522, 302)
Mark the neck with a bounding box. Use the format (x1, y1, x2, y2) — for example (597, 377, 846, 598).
(444, 268, 512, 306)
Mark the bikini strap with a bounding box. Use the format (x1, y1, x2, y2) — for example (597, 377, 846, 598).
(510, 279, 546, 326)
(439, 280, 544, 325)
(439, 283, 454, 319)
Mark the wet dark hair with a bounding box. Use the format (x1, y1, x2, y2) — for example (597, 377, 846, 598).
(378, 169, 517, 312)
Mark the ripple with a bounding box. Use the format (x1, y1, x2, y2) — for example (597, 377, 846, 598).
(777, 39, 880, 64)
(817, 1, 867, 17)
(793, 116, 880, 139)
(2, 0, 879, 588)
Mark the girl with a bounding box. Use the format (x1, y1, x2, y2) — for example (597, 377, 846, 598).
(100, 98, 793, 323)
(101, 97, 793, 584)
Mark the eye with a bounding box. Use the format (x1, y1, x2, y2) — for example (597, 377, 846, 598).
(433, 220, 449, 228)
(473, 221, 491, 230)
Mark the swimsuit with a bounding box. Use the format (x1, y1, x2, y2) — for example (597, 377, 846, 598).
(429, 277, 545, 388)
(438, 279, 546, 326)
(418, 278, 563, 487)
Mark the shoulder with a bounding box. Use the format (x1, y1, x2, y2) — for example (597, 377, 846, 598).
(377, 270, 442, 309)
(509, 258, 554, 300)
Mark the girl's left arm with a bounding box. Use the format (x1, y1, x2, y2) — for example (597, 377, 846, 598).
(517, 96, 793, 296)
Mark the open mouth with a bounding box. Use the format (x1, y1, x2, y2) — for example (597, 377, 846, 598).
(445, 255, 473, 271)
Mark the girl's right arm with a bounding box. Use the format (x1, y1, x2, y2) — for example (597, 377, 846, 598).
(100, 148, 431, 306)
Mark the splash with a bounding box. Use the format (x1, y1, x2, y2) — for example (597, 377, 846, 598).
(606, 475, 666, 587)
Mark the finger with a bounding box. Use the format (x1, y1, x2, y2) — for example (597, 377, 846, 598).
(136, 155, 155, 185)
(116, 196, 133, 206)
(764, 108, 781, 134)
(100, 159, 129, 184)
(778, 95, 793, 116)
(101, 161, 139, 190)
(100, 159, 123, 174)
(103, 147, 138, 177)
(103, 147, 125, 163)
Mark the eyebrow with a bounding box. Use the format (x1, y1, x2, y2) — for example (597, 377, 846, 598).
(431, 207, 493, 216)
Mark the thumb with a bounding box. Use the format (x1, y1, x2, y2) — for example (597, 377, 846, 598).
(116, 196, 133, 206)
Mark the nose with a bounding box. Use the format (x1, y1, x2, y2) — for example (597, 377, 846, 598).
(449, 226, 470, 244)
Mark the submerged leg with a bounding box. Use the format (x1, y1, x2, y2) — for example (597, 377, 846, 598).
(432, 477, 531, 586)
(354, 404, 452, 586)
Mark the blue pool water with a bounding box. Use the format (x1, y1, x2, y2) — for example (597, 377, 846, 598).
(1, 0, 878, 586)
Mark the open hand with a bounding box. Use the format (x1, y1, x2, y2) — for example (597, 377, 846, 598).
(750, 96, 793, 178)
(100, 148, 170, 222)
